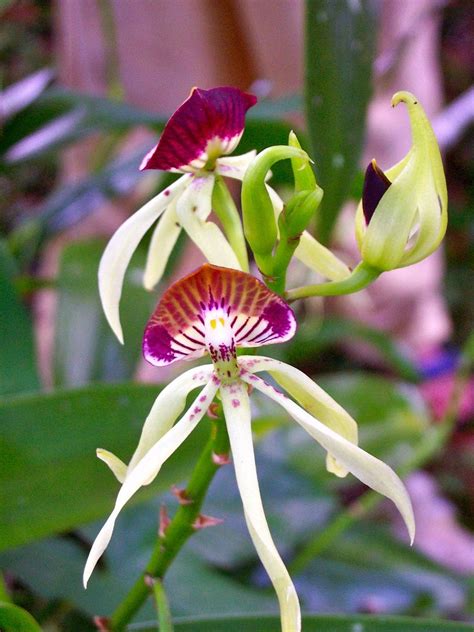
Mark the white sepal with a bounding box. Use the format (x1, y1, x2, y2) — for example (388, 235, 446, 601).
(242, 373, 415, 544)
(143, 197, 182, 290)
(98, 175, 189, 343)
(127, 365, 214, 475)
(221, 382, 301, 632)
(96, 449, 127, 483)
(176, 175, 241, 270)
(83, 378, 218, 588)
(216, 150, 257, 181)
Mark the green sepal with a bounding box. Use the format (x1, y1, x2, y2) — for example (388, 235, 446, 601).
(288, 130, 318, 193)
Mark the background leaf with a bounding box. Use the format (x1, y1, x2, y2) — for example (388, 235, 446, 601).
(0, 382, 210, 551)
(53, 239, 155, 387)
(0, 240, 40, 395)
(0, 603, 42, 632)
(305, 0, 377, 242)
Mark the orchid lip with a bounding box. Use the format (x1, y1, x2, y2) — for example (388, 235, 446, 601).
(140, 86, 257, 173)
(142, 264, 296, 369)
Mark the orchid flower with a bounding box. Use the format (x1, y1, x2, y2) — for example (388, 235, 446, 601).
(99, 86, 257, 343)
(84, 264, 415, 632)
(355, 91, 448, 271)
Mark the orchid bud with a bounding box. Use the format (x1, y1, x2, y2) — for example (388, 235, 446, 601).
(241, 145, 310, 261)
(280, 188, 323, 240)
(355, 91, 448, 271)
(288, 130, 318, 193)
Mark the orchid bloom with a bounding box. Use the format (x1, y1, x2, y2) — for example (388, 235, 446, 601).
(99, 86, 257, 343)
(355, 91, 448, 271)
(84, 264, 415, 632)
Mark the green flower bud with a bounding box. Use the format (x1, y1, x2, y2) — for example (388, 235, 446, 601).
(280, 188, 323, 240)
(288, 131, 318, 193)
(355, 91, 448, 271)
(241, 145, 310, 259)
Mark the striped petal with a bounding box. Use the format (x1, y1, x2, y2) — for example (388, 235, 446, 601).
(175, 174, 241, 270)
(242, 373, 415, 543)
(83, 378, 218, 588)
(98, 174, 189, 343)
(239, 355, 357, 477)
(221, 382, 301, 632)
(140, 87, 257, 173)
(143, 264, 296, 367)
(143, 197, 182, 290)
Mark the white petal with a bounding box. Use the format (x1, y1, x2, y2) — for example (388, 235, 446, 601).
(127, 364, 214, 474)
(221, 382, 301, 632)
(98, 175, 189, 343)
(83, 378, 218, 588)
(143, 197, 182, 290)
(176, 176, 241, 269)
(242, 373, 415, 544)
(239, 355, 357, 476)
(215, 150, 257, 181)
(96, 449, 127, 483)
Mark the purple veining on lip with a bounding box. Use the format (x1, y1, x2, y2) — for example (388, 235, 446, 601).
(143, 264, 296, 368)
(362, 159, 392, 224)
(140, 86, 257, 172)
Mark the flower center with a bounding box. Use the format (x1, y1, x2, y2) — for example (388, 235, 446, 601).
(203, 308, 239, 382)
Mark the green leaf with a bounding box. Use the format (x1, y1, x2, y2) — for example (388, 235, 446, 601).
(0, 382, 210, 551)
(135, 614, 474, 631)
(0, 240, 40, 395)
(0, 603, 42, 632)
(305, 0, 377, 242)
(53, 239, 155, 386)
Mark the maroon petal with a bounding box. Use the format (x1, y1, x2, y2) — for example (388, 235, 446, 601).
(362, 159, 392, 224)
(143, 264, 296, 367)
(140, 87, 257, 173)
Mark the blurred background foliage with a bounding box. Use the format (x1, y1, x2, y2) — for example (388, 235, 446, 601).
(0, 1, 473, 631)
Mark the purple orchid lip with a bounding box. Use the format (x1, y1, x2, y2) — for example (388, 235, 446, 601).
(143, 264, 296, 367)
(140, 86, 257, 173)
(362, 159, 392, 224)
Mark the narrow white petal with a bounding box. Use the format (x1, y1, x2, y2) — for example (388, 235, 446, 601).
(96, 449, 127, 483)
(242, 373, 415, 544)
(221, 382, 301, 632)
(83, 378, 218, 588)
(176, 176, 241, 269)
(215, 150, 257, 181)
(239, 356, 357, 443)
(98, 175, 189, 343)
(128, 364, 214, 473)
(143, 198, 182, 290)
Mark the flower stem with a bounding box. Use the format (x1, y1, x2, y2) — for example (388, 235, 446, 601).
(285, 261, 380, 302)
(109, 415, 230, 631)
(145, 576, 174, 632)
(290, 330, 474, 575)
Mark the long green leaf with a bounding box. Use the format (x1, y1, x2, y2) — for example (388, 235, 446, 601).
(305, 0, 377, 242)
(0, 383, 209, 551)
(0, 240, 40, 395)
(135, 614, 474, 631)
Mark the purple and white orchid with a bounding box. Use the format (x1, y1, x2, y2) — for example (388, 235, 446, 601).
(84, 264, 415, 632)
(99, 86, 257, 343)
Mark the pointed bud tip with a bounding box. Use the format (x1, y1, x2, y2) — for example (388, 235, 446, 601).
(391, 90, 419, 108)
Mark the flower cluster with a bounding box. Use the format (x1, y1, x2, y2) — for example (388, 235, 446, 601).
(85, 85, 448, 632)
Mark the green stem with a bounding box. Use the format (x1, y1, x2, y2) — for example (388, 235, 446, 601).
(109, 415, 230, 631)
(146, 576, 174, 632)
(290, 330, 474, 575)
(285, 261, 380, 302)
(212, 176, 249, 272)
